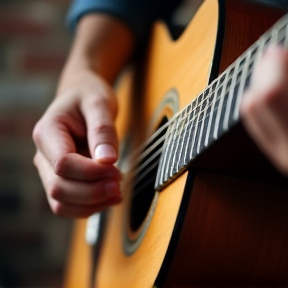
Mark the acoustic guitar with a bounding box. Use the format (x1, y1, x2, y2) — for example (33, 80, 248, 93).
(64, 0, 288, 287)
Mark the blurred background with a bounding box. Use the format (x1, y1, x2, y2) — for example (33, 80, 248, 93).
(1, 0, 287, 287)
(0, 0, 73, 287)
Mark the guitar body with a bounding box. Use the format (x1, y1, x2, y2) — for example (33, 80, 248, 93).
(64, 1, 288, 287)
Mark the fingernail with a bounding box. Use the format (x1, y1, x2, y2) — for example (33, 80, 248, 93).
(95, 144, 117, 162)
(105, 182, 121, 198)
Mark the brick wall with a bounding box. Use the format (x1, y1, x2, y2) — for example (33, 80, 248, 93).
(0, 0, 73, 287)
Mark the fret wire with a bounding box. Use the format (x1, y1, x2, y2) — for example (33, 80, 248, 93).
(181, 18, 286, 135)
(156, 121, 174, 186)
(270, 29, 279, 46)
(213, 69, 229, 138)
(223, 58, 242, 130)
(169, 109, 187, 177)
(161, 15, 288, 156)
(189, 93, 204, 159)
(148, 55, 279, 185)
(182, 97, 199, 166)
(168, 113, 185, 176)
(145, 16, 288, 186)
(174, 107, 189, 172)
(233, 48, 252, 121)
(190, 90, 207, 158)
(193, 94, 208, 157)
(256, 32, 268, 61)
(163, 118, 179, 182)
(278, 27, 286, 44)
(161, 66, 241, 148)
(145, 56, 252, 172)
(177, 103, 193, 169)
(197, 88, 210, 153)
(151, 24, 288, 190)
(167, 60, 243, 134)
(204, 77, 221, 146)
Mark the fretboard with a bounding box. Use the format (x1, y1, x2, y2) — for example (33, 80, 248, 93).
(155, 13, 288, 191)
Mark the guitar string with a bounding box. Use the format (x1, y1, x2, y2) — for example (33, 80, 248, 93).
(129, 65, 236, 165)
(133, 47, 288, 194)
(135, 15, 288, 163)
(128, 23, 287, 168)
(125, 18, 288, 189)
(132, 70, 252, 189)
(130, 65, 258, 187)
(129, 64, 252, 177)
(130, 29, 275, 166)
(129, 47, 259, 166)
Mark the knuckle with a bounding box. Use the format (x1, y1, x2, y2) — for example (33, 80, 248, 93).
(32, 121, 43, 145)
(241, 96, 258, 116)
(89, 94, 118, 117)
(53, 154, 69, 176)
(92, 122, 115, 136)
(262, 86, 285, 106)
(48, 180, 63, 201)
(51, 202, 65, 217)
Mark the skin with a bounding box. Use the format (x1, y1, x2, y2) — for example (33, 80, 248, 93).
(33, 15, 134, 218)
(33, 13, 288, 218)
(241, 45, 288, 176)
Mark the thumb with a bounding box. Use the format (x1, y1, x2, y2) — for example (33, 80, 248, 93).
(81, 92, 118, 164)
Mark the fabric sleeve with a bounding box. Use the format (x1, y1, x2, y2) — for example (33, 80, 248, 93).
(67, 0, 179, 41)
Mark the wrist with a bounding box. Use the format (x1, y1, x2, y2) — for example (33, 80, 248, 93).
(66, 14, 134, 84)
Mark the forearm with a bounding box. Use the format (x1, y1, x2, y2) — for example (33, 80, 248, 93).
(58, 14, 135, 93)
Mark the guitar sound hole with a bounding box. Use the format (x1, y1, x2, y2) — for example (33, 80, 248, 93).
(129, 117, 168, 232)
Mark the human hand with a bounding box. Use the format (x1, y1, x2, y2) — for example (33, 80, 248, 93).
(241, 45, 288, 176)
(33, 69, 122, 218)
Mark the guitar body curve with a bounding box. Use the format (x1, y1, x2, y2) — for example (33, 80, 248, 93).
(64, 1, 288, 287)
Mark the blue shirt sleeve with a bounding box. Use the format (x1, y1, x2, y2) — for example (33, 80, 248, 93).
(67, 0, 179, 41)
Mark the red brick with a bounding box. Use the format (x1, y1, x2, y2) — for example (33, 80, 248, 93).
(15, 111, 42, 136)
(20, 50, 68, 73)
(0, 111, 41, 137)
(48, 0, 70, 4)
(0, 115, 18, 137)
(0, 13, 51, 38)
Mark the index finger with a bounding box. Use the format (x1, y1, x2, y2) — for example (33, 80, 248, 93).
(33, 113, 120, 181)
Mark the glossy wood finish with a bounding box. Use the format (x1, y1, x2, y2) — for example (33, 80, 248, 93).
(64, 220, 92, 288)
(161, 1, 288, 286)
(64, 1, 288, 287)
(219, 0, 286, 74)
(163, 172, 288, 287)
(96, 0, 219, 287)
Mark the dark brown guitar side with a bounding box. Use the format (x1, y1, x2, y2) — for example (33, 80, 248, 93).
(162, 1, 288, 287)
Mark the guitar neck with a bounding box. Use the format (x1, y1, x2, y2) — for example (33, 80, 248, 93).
(155, 13, 288, 191)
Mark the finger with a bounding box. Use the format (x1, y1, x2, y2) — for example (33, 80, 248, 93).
(35, 148, 120, 181)
(242, 94, 288, 174)
(33, 111, 120, 180)
(80, 88, 118, 164)
(34, 151, 121, 204)
(33, 112, 79, 171)
(48, 197, 122, 218)
(241, 89, 283, 151)
(241, 46, 288, 173)
(251, 44, 288, 97)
